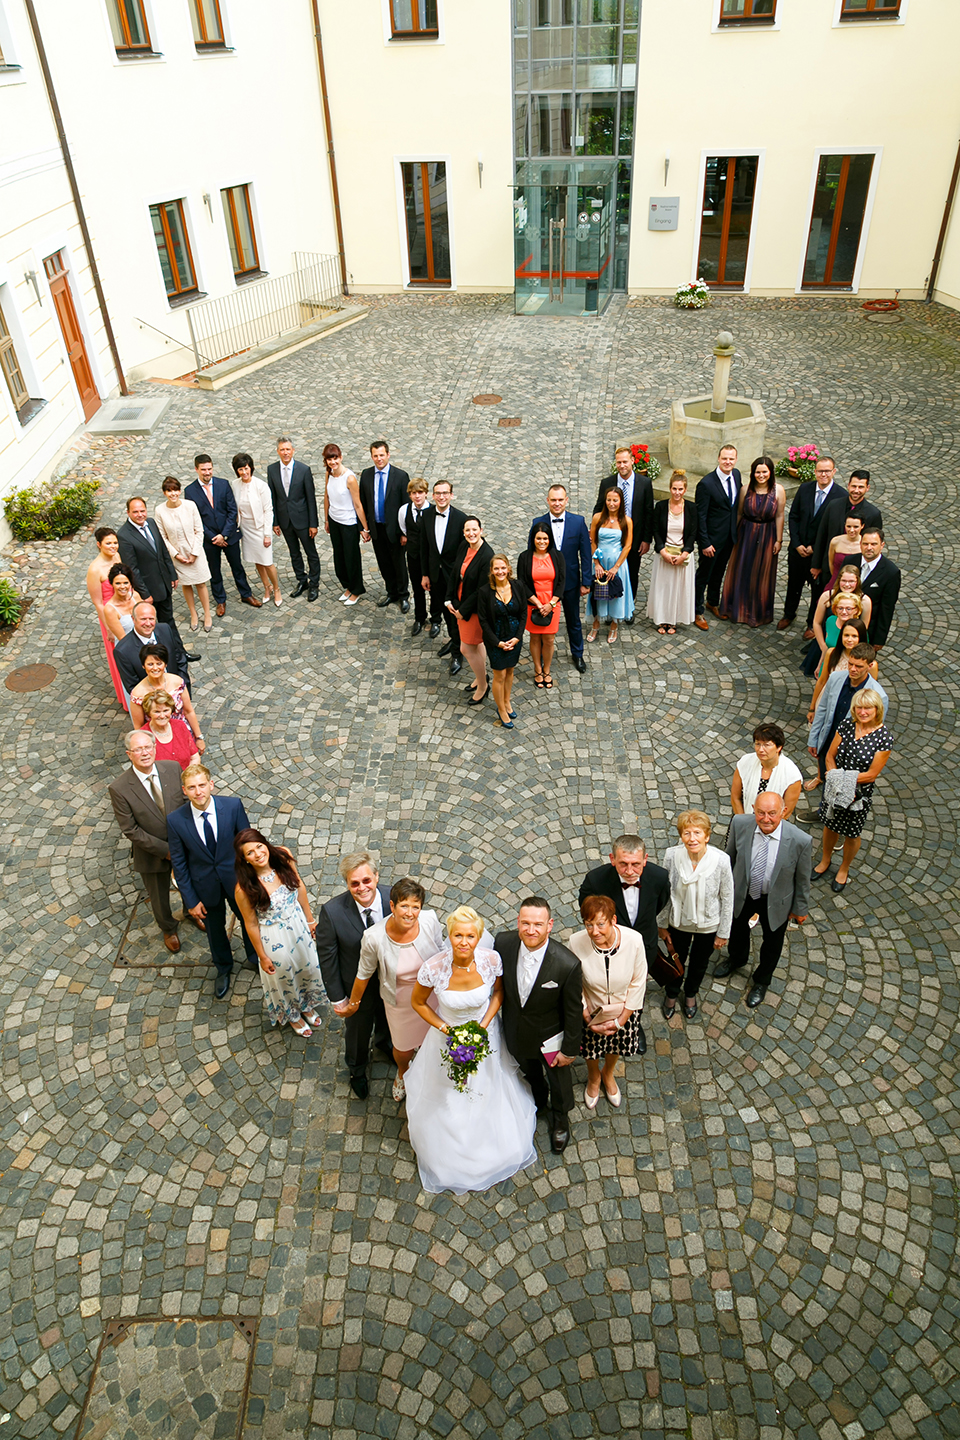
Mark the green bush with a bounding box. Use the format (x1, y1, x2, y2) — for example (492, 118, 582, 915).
(0, 577, 21, 627)
(4, 478, 100, 541)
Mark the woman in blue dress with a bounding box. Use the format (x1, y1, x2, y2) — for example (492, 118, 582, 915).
(586, 485, 633, 645)
(234, 828, 324, 1038)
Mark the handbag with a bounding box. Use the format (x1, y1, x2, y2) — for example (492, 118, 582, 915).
(662, 543, 689, 566)
(593, 573, 624, 601)
(649, 938, 684, 989)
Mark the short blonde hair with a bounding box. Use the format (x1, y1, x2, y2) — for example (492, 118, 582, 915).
(181, 763, 211, 786)
(851, 688, 885, 724)
(339, 849, 379, 881)
(141, 690, 174, 716)
(676, 809, 712, 839)
(446, 904, 484, 937)
(408, 477, 428, 495)
(832, 592, 863, 616)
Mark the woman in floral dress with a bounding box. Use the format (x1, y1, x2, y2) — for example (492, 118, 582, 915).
(234, 829, 324, 1037)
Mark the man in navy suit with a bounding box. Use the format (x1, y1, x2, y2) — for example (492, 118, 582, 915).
(778, 456, 847, 636)
(858, 527, 901, 650)
(810, 470, 882, 583)
(359, 441, 411, 612)
(118, 496, 182, 632)
(593, 447, 654, 622)
(266, 437, 321, 601)
(114, 601, 192, 697)
(167, 763, 257, 998)
(184, 453, 258, 617)
(694, 444, 742, 627)
(528, 485, 592, 673)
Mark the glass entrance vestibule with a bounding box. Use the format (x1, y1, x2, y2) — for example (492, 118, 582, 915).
(513, 159, 616, 317)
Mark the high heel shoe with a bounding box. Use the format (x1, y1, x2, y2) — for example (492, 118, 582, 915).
(467, 688, 488, 706)
(584, 1086, 600, 1110)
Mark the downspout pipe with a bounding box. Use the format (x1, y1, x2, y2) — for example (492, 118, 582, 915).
(310, 0, 349, 296)
(22, 0, 129, 393)
(927, 136, 960, 304)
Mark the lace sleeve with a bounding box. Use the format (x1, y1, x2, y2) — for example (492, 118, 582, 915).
(417, 951, 452, 990)
(475, 948, 502, 984)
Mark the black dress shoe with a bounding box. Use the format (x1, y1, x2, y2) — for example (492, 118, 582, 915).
(635, 1022, 647, 1055)
(349, 1074, 369, 1099)
(377, 595, 393, 608)
(307, 588, 319, 602)
(449, 657, 463, 675)
(184, 651, 201, 663)
(550, 1126, 570, 1154)
(624, 613, 635, 626)
(574, 656, 587, 673)
(411, 621, 424, 635)
(746, 984, 767, 1008)
(214, 973, 230, 999)
(795, 810, 820, 824)
(292, 580, 309, 597)
(429, 621, 442, 638)
(399, 599, 410, 614)
(438, 640, 454, 657)
(466, 688, 487, 706)
(714, 958, 744, 980)
(810, 866, 831, 882)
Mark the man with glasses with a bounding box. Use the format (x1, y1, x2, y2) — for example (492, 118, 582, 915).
(778, 455, 846, 638)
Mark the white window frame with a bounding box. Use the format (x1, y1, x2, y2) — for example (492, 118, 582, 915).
(218, 177, 267, 279)
(144, 194, 204, 305)
(0, 271, 45, 428)
(690, 148, 766, 293)
(794, 146, 882, 294)
(711, 0, 781, 33)
(393, 155, 456, 290)
(101, 0, 165, 66)
(32, 231, 110, 401)
(0, 2, 26, 86)
(381, 0, 444, 46)
(832, 0, 909, 26)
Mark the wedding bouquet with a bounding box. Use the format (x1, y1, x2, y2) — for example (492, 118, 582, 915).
(442, 1021, 491, 1093)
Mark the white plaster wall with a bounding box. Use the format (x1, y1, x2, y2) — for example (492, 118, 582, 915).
(932, 153, 960, 311)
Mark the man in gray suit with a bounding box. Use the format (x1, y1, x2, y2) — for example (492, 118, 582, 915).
(108, 731, 192, 952)
(715, 793, 812, 1008)
(266, 437, 321, 601)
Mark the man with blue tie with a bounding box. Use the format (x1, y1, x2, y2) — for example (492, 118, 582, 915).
(359, 441, 410, 612)
(694, 444, 742, 628)
(167, 763, 258, 998)
(527, 485, 592, 673)
(778, 456, 847, 636)
(184, 454, 258, 618)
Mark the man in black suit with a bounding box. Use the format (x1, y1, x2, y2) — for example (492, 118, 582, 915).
(528, 484, 593, 673)
(184, 453, 258, 617)
(495, 897, 582, 1154)
(266, 437, 321, 601)
(315, 850, 393, 1098)
(810, 470, 882, 582)
(359, 441, 411, 612)
(858, 527, 901, 650)
(118, 496, 192, 654)
(421, 479, 467, 675)
(398, 478, 431, 634)
(114, 601, 192, 698)
(694, 445, 742, 626)
(109, 731, 190, 952)
(593, 448, 654, 623)
(578, 834, 668, 1051)
(778, 456, 847, 635)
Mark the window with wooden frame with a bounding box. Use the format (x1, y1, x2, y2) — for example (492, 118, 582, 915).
(390, 0, 439, 38)
(0, 299, 32, 421)
(189, 0, 226, 48)
(105, 0, 154, 53)
(150, 200, 199, 301)
(719, 0, 776, 23)
(839, 0, 900, 16)
(221, 184, 261, 280)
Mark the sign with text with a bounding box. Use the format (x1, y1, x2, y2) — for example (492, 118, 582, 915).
(648, 197, 680, 231)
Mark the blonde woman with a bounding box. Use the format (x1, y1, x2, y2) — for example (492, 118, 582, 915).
(647, 471, 698, 634)
(658, 810, 733, 1022)
(813, 689, 893, 892)
(231, 453, 282, 607)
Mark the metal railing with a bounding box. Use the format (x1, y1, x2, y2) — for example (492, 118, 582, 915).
(184, 252, 343, 371)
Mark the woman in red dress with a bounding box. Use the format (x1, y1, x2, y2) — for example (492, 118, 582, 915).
(140, 690, 201, 770)
(447, 517, 494, 706)
(517, 524, 566, 688)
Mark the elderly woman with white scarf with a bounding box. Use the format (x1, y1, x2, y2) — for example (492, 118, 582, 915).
(658, 809, 734, 1023)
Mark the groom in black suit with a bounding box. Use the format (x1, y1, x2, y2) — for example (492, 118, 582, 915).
(694, 444, 742, 626)
(528, 484, 593, 672)
(593, 447, 654, 621)
(778, 456, 847, 634)
(359, 441, 411, 612)
(266, 437, 321, 600)
(858, 526, 901, 650)
(496, 897, 582, 1154)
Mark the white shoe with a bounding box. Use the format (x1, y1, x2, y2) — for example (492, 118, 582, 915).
(392, 1075, 406, 1102)
(584, 1085, 600, 1110)
(604, 1085, 621, 1108)
(344, 595, 359, 606)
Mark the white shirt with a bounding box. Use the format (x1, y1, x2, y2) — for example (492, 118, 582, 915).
(860, 556, 879, 583)
(549, 514, 566, 546)
(621, 882, 640, 926)
(750, 823, 782, 896)
(399, 500, 428, 536)
(517, 940, 548, 1007)
(813, 480, 835, 513)
(356, 892, 384, 928)
(281, 461, 293, 496)
(134, 520, 157, 549)
(716, 469, 737, 504)
(191, 799, 217, 843)
(434, 509, 450, 550)
(132, 763, 161, 797)
(617, 473, 634, 515)
(133, 629, 156, 647)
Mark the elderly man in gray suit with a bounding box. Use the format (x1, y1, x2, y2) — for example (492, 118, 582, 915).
(715, 792, 812, 1009)
(266, 437, 321, 601)
(108, 731, 191, 952)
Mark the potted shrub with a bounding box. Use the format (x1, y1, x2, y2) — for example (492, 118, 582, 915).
(674, 279, 710, 310)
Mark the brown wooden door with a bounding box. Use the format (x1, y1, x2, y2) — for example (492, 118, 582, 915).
(43, 251, 100, 420)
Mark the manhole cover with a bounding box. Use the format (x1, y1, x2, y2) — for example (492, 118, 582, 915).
(498, 417, 522, 427)
(472, 393, 502, 405)
(5, 663, 56, 691)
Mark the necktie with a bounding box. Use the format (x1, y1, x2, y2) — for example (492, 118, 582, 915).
(749, 835, 768, 899)
(362, 909, 374, 929)
(283, 466, 292, 496)
(201, 809, 216, 854)
(140, 523, 156, 551)
(376, 472, 386, 524)
(727, 478, 735, 506)
(148, 774, 165, 813)
(814, 488, 825, 513)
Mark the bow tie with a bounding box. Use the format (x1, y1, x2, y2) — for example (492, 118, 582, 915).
(621, 881, 640, 890)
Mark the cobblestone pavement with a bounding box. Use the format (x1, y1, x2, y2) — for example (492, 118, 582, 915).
(1, 294, 958, 1440)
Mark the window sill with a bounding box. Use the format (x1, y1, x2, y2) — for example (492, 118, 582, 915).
(194, 42, 235, 53)
(389, 30, 440, 40)
(717, 17, 777, 24)
(167, 291, 206, 309)
(0, 63, 22, 71)
(16, 397, 47, 427)
(837, 10, 900, 17)
(115, 48, 165, 60)
(234, 270, 268, 286)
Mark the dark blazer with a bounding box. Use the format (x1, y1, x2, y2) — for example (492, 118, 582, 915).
(494, 931, 583, 1062)
(861, 555, 901, 647)
(108, 760, 186, 875)
(811, 493, 882, 573)
(450, 539, 495, 620)
(117, 518, 178, 606)
(266, 459, 319, 533)
(477, 577, 530, 654)
(315, 883, 392, 1004)
(578, 861, 670, 975)
(786, 481, 848, 551)
(184, 476, 242, 546)
(516, 546, 566, 605)
(652, 498, 699, 553)
(725, 816, 812, 930)
(167, 794, 251, 910)
(594, 473, 654, 549)
(527, 512, 592, 592)
(359, 464, 410, 545)
(114, 622, 189, 694)
(696, 468, 743, 551)
(421, 504, 468, 586)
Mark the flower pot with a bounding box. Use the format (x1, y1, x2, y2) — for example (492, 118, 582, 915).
(787, 466, 799, 478)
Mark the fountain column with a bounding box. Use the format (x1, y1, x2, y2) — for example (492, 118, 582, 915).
(711, 331, 736, 423)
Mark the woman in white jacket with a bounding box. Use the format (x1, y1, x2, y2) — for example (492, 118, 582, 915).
(232, 452, 282, 606)
(658, 810, 733, 1023)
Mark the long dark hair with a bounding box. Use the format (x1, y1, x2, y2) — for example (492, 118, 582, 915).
(234, 828, 300, 913)
(599, 485, 629, 536)
(528, 522, 560, 561)
(825, 616, 870, 678)
(748, 456, 776, 493)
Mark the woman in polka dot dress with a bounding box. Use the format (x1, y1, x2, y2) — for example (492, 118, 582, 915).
(813, 689, 893, 893)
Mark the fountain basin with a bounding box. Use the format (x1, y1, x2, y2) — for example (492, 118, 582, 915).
(668, 394, 766, 474)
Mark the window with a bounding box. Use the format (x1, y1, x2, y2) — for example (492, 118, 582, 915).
(221, 184, 261, 280)
(150, 200, 198, 301)
(802, 154, 875, 288)
(189, 0, 226, 47)
(0, 299, 37, 423)
(719, 0, 776, 22)
(401, 162, 450, 285)
(106, 0, 154, 53)
(839, 0, 899, 15)
(698, 156, 759, 287)
(390, 0, 438, 37)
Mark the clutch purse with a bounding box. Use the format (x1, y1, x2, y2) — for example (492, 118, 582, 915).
(649, 941, 684, 989)
(589, 1002, 622, 1024)
(662, 544, 688, 566)
(593, 574, 624, 600)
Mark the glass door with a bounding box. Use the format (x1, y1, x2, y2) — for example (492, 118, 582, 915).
(513, 159, 615, 316)
(697, 155, 758, 288)
(401, 161, 450, 286)
(802, 154, 875, 288)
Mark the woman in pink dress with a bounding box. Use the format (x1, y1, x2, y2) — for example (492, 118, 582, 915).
(84, 527, 127, 708)
(517, 524, 566, 689)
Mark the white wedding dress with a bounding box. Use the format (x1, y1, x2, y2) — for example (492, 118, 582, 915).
(404, 950, 537, 1195)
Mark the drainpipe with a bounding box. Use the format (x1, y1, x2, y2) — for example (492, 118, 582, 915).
(310, 0, 349, 295)
(927, 136, 960, 304)
(22, 0, 129, 394)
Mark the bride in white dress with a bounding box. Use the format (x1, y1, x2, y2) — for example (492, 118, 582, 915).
(405, 905, 537, 1195)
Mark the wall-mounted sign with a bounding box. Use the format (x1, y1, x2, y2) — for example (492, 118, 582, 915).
(648, 197, 680, 231)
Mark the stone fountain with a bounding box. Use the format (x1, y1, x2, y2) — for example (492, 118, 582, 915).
(668, 331, 766, 475)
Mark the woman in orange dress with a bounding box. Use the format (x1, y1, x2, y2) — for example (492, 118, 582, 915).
(517, 524, 566, 689)
(447, 517, 494, 706)
(84, 526, 127, 709)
